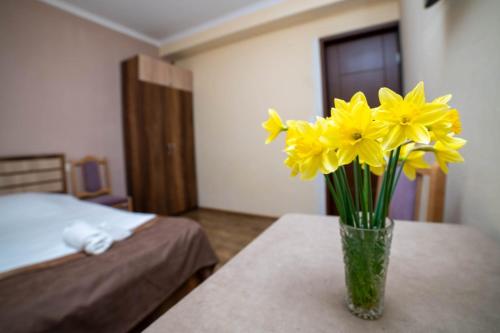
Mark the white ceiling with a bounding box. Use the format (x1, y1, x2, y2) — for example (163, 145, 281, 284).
(41, 0, 282, 45)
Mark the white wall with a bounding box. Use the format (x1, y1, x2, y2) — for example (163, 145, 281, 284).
(400, 0, 500, 240)
(178, 0, 399, 217)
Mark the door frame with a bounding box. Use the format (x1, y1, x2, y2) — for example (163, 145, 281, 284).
(319, 21, 402, 215)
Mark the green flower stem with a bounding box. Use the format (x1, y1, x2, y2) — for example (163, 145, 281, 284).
(339, 167, 359, 228)
(391, 162, 405, 197)
(382, 147, 401, 224)
(327, 147, 405, 231)
(374, 150, 393, 227)
(363, 164, 373, 228)
(332, 171, 354, 227)
(325, 174, 346, 223)
(353, 158, 362, 216)
(357, 159, 368, 228)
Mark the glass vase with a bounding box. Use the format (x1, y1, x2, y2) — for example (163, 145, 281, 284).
(339, 219, 394, 320)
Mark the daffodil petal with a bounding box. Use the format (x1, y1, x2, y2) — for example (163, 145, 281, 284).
(405, 81, 425, 105)
(374, 110, 397, 123)
(440, 149, 464, 163)
(357, 140, 384, 167)
(364, 121, 388, 140)
(370, 164, 385, 176)
(300, 156, 320, 180)
(334, 98, 350, 111)
(413, 106, 448, 125)
(351, 91, 368, 105)
(439, 136, 467, 150)
(384, 125, 406, 150)
(268, 108, 282, 123)
(432, 94, 452, 105)
(265, 132, 279, 144)
(436, 157, 449, 173)
(263, 109, 286, 144)
(403, 163, 417, 180)
(434, 142, 465, 174)
(406, 124, 430, 144)
(379, 87, 403, 107)
(406, 152, 430, 169)
(321, 149, 339, 174)
(338, 145, 357, 166)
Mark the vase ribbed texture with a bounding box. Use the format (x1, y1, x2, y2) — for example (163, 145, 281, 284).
(339, 219, 394, 320)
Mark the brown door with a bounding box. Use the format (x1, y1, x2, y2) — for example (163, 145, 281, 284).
(321, 23, 402, 215)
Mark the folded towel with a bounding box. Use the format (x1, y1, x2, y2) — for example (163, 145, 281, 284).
(63, 221, 113, 255)
(98, 222, 132, 241)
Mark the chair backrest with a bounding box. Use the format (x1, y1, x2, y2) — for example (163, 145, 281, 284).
(389, 164, 446, 222)
(70, 156, 111, 198)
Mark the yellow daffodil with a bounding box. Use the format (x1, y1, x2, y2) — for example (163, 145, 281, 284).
(369, 163, 385, 176)
(399, 143, 430, 180)
(285, 120, 307, 145)
(283, 120, 307, 177)
(326, 94, 386, 167)
(284, 155, 300, 177)
(262, 108, 286, 144)
(331, 91, 367, 114)
(263, 82, 466, 229)
(428, 121, 466, 149)
(376, 81, 448, 150)
(368, 149, 391, 176)
(426, 94, 465, 149)
(447, 109, 462, 135)
(433, 141, 465, 173)
(284, 118, 338, 180)
(431, 94, 461, 127)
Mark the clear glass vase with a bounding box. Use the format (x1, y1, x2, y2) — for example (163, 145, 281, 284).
(339, 219, 394, 320)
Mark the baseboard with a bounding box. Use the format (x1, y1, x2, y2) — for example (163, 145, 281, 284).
(196, 206, 279, 220)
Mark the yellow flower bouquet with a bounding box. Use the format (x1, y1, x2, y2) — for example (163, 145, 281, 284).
(263, 82, 466, 319)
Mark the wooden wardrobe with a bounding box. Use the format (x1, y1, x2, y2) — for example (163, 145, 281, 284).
(122, 54, 197, 215)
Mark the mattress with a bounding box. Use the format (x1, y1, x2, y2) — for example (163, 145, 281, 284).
(0, 192, 155, 273)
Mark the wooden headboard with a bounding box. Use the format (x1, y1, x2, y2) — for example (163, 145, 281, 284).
(0, 154, 67, 195)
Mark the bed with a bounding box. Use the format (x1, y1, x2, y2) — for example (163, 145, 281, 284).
(0, 154, 218, 333)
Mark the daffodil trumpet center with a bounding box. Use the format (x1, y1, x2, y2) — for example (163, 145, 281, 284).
(400, 116, 411, 125)
(310, 142, 324, 156)
(352, 132, 362, 141)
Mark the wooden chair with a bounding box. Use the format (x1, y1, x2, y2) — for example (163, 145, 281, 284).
(387, 163, 446, 222)
(70, 156, 132, 211)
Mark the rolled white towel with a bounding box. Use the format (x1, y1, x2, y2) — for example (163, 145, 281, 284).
(63, 221, 113, 255)
(98, 222, 132, 241)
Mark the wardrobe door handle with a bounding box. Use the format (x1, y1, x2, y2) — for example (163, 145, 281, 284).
(166, 143, 176, 156)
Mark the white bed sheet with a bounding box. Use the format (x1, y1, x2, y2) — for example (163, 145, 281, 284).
(0, 192, 155, 273)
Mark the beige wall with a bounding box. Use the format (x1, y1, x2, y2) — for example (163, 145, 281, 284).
(400, 0, 500, 240)
(178, 0, 399, 217)
(0, 0, 157, 196)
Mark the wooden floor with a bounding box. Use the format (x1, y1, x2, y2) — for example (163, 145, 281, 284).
(182, 208, 276, 268)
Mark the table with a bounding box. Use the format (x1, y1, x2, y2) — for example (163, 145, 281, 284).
(145, 214, 500, 332)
